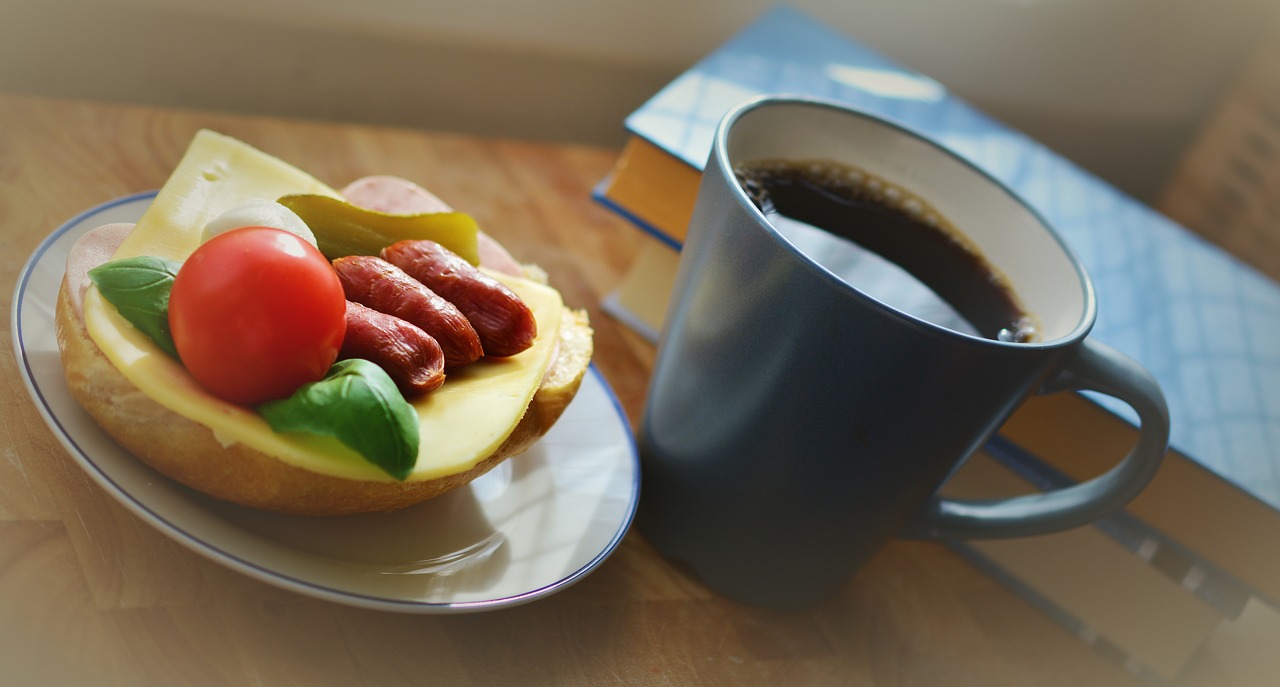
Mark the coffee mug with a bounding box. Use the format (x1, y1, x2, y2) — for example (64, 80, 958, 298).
(637, 96, 1169, 609)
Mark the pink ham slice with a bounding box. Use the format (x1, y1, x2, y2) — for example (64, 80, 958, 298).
(339, 176, 524, 277)
(339, 175, 453, 214)
(64, 222, 134, 317)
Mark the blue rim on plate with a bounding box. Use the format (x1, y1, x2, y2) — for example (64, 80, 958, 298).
(12, 192, 641, 613)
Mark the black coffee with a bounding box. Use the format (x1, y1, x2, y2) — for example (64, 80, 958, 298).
(735, 158, 1036, 342)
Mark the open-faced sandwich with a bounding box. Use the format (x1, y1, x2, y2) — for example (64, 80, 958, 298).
(56, 130, 593, 515)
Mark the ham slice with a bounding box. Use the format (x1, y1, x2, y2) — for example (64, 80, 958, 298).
(340, 175, 452, 214)
(340, 176, 525, 277)
(64, 222, 134, 317)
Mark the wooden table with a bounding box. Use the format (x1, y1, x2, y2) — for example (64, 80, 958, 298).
(0, 93, 1232, 686)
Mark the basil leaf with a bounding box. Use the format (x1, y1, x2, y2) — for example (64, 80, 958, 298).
(87, 256, 182, 358)
(257, 359, 419, 481)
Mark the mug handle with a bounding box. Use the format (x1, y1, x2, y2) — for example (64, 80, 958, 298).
(905, 338, 1170, 539)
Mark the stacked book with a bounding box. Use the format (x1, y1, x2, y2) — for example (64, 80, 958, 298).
(594, 7, 1280, 684)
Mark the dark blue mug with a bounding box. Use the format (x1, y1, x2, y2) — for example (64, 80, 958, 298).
(638, 97, 1169, 609)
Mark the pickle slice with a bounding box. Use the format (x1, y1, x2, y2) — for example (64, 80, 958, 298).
(278, 194, 481, 264)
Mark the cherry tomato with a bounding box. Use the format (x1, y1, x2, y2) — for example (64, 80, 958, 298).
(169, 226, 346, 406)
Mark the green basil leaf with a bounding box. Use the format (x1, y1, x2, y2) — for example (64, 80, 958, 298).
(87, 256, 182, 358)
(257, 359, 419, 481)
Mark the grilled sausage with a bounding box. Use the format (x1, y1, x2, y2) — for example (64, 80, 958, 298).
(332, 255, 483, 368)
(339, 300, 445, 396)
(381, 240, 536, 357)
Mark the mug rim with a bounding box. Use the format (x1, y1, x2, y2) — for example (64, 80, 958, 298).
(713, 95, 1098, 349)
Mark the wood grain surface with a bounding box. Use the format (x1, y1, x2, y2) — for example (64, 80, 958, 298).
(0, 93, 1237, 686)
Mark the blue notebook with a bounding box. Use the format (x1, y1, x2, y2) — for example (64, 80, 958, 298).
(596, 6, 1280, 606)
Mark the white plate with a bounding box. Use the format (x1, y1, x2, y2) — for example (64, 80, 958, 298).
(12, 192, 640, 613)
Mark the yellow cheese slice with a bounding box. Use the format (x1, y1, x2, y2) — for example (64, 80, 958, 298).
(84, 130, 562, 482)
(115, 130, 343, 260)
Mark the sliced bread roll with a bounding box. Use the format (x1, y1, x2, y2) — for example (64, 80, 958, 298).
(57, 224, 593, 516)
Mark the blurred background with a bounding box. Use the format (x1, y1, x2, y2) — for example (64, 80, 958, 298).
(3, 0, 1278, 205)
